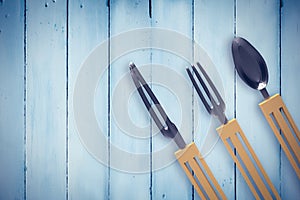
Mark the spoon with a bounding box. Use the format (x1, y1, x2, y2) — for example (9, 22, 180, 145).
(232, 37, 270, 99)
(232, 37, 300, 179)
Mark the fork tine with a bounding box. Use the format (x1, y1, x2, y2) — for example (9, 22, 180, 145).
(130, 65, 165, 132)
(130, 69, 151, 111)
(191, 65, 214, 104)
(186, 67, 212, 114)
(130, 62, 161, 106)
(130, 63, 186, 148)
(195, 62, 225, 110)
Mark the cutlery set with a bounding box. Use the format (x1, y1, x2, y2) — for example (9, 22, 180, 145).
(127, 37, 299, 199)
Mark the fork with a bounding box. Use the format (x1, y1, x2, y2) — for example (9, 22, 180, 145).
(130, 62, 227, 199)
(186, 63, 280, 200)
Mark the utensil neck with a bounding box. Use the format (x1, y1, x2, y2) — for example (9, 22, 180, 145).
(173, 132, 186, 149)
(221, 116, 228, 125)
(217, 112, 228, 125)
(260, 88, 270, 99)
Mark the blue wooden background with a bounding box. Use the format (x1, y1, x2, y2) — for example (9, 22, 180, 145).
(0, 0, 299, 199)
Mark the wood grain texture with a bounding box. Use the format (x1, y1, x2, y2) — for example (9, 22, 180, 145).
(280, 0, 300, 198)
(0, 1, 299, 199)
(194, 0, 235, 199)
(68, 1, 109, 199)
(151, 1, 193, 199)
(109, 0, 151, 199)
(26, 1, 67, 199)
(236, 0, 281, 199)
(0, 1, 24, 199)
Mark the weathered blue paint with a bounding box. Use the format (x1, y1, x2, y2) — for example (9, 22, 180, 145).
(26, 0, 67, 199)
(236, 0, 281, 199)
(151, 1, 193, 199)
(0, 0, 299, 199)
(281, 0, 300, 198)
(68, 0, 109, 199)
(0, 1, 24, 199)
(194, 0, 236, 199)
(109, 1, 151, 200)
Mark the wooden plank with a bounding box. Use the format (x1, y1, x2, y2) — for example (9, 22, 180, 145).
(109, 0, 151, 199)
(26, 1, 67, 199)
(236, 0, 280, 199)
(280, 0, 300, 198)
(0, 1, 24, 199)
(194, 0, 235, 199)
(151, 1, 193, 199)
(68, 1, 109, 199)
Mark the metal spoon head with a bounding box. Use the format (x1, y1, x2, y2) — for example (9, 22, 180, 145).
(232, 37, 269, 91)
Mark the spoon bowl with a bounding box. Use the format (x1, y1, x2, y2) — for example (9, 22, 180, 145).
(232, 37, 269, 97)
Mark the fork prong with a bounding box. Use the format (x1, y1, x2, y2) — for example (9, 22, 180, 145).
(186, 67, 212, 114)
(191, 65, 214, 103)
(195, 62, 225, 110)
(130, 65, 168, 119)
(130, 63, 186, 148)
(130, 65, 169, 135)
(191, 65, 219, 113)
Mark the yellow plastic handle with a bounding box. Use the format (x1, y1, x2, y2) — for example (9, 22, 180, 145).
(175, 142, 227, 199)
(259, 94, 300, 178)
(217, 119, 280, 200)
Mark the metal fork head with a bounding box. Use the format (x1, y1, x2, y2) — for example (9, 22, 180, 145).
(186, 62, 228, 124)
(129, 62, 186, 149)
